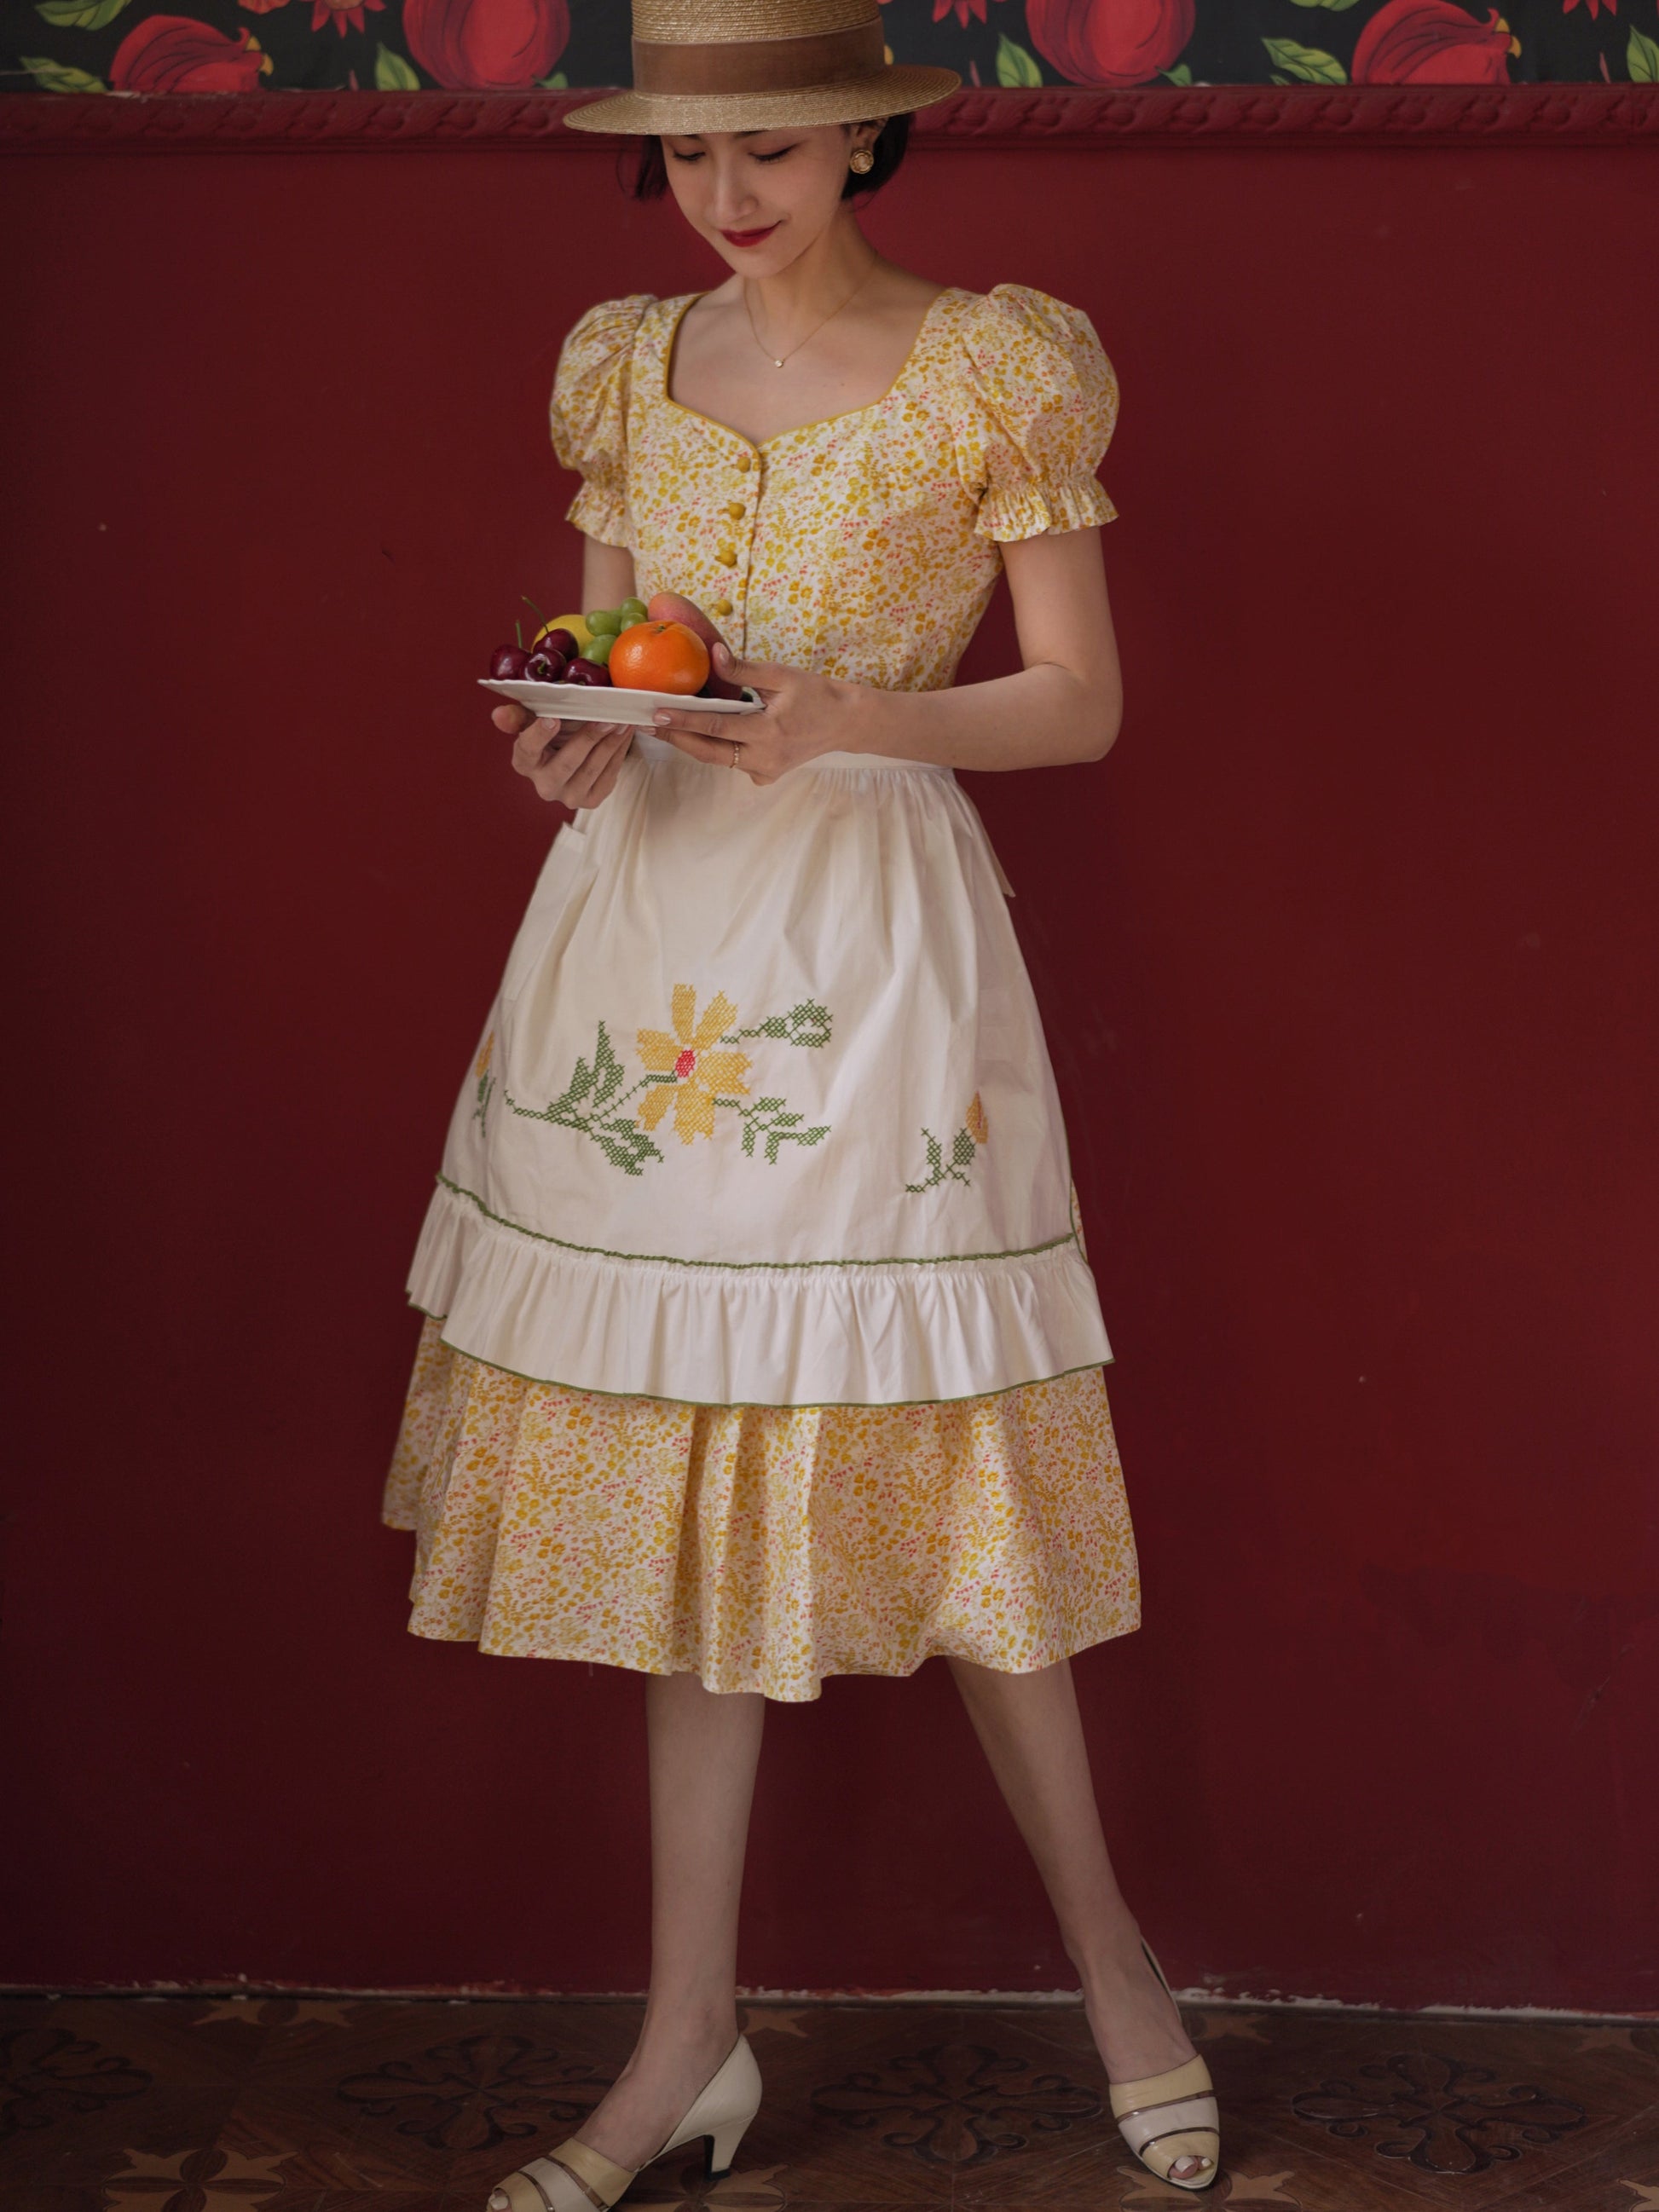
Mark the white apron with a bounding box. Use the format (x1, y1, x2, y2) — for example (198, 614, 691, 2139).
(408, 734, 1112, 1407)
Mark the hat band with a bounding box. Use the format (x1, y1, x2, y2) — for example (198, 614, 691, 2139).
(631, 20, 887, 97)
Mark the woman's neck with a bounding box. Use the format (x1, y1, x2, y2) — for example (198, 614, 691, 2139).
(738, 215, 882, 347)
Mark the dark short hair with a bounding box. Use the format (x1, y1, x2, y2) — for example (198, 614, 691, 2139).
(626, 115, 912, 203)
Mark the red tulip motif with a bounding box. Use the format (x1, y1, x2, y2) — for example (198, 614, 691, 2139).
(1026, 0, 1195, 87)
(404, 0, 570, 91)
(110, 15, 269, 92)
(1351, 0, 1519, 83)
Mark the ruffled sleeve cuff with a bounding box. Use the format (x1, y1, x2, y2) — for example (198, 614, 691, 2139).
(977, 471, 1119, 545)
(548, 292, 655, 551)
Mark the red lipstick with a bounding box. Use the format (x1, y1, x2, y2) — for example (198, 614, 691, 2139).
(720, 223, 780, 249)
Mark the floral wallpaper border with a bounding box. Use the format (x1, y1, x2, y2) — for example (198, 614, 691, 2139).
(5, 0, 1658, 98)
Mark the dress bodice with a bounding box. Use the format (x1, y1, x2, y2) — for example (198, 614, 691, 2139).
(548, 284, 1119, 695)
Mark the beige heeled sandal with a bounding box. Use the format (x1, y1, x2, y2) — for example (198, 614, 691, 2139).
(1108, 1943, 1221, 2192)
(488, 2035, 762, 2212)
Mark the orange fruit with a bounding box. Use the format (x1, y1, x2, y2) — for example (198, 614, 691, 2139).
(609, 619, 710, 696)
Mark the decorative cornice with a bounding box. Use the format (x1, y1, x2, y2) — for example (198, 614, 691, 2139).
(0, 84, 1655, 154)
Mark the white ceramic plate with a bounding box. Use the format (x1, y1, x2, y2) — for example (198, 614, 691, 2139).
(480, 678, 763, 727)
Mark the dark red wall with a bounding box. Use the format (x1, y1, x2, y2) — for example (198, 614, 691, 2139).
(3, 107, 1656, 2011)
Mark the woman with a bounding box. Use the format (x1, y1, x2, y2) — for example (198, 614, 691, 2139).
(384, 1, 1222, 2199)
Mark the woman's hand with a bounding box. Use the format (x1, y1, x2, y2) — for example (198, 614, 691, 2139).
(493, 701, 633, 809)
(649, 643, 853, 787)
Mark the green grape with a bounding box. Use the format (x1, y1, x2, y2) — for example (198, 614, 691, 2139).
(581, 632, 616, 666)
(619, 598, 650, 628)
(586, 607, 624, 635)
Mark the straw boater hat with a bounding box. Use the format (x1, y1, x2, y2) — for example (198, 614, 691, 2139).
(564, 0, 960, 137)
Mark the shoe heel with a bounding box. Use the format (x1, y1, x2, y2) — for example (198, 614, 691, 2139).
(704, 2114, 752, 2180)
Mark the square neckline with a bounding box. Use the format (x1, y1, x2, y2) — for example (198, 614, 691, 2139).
(658, 286, 962, 455)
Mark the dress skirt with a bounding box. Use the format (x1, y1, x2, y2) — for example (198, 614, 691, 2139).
(384, 1318, 1138, 1702)
(384, 732, 1139, 1697)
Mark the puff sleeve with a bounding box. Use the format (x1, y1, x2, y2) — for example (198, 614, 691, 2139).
(547, 293, 655, 548)
(953, 284, 1119, 542)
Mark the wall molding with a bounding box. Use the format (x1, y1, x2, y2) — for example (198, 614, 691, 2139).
(1, 83, 1656, 155)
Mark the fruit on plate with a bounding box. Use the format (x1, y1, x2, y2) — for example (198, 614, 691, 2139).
(535, 627, 579, 664)
(581, 630, 616, 667)
(563, 658, 613, 689)
(620, 597, 650, 627)
(538, 612, 592, 650)
(491, 643, 530, 680)
(586, 608, 624, 637)
(524, 647, 569, 683)
(610, 619, 711, 696)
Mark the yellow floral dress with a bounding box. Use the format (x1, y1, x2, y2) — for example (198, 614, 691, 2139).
(384, 282, 1141, 1701)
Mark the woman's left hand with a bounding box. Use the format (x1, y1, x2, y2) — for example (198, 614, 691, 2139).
(651, 643, 853, 787)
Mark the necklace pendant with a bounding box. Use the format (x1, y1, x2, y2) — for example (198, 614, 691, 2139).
(773, 358, 784, 369)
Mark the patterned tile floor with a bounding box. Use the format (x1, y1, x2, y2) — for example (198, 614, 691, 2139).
(3, 1994, 1656, 2212)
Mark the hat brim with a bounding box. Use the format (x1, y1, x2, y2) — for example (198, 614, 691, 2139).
(562, 65, 960, 136)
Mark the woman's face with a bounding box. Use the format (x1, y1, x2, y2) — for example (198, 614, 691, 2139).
(660, 123, 880, 276)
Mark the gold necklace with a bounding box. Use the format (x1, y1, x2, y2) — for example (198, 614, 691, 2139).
(743, 260, 877, 370)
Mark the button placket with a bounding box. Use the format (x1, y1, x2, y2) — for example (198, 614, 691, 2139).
(714, 443, 762, 647)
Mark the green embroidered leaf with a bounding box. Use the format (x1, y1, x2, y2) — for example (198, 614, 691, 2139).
(34, 0, 130, 26)
(1160, 63, 1193, 85)
(589, 1020, 627, 1109)
(951, 1129, 977, 1172)
(1261, 37, 1348, 82)
(537, 70, 568, 89)
(20, 53, 105, 89)
(590, 1118, 662, 1176)
(374, 43, 420, 90)
(1287, 0, 1360, 11)
(746, 999, 832, 1050)
(1629, 25, 1659, 81)
(736, 1099, 830, 1164)
(995, 34, 1043, 88)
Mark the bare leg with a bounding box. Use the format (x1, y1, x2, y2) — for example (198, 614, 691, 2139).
(948, 1655, 1205, 2185)
(528, 1673, 764, 2179)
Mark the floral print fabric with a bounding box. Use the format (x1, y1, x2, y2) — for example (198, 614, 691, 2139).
(548, 284, 1118, 696)
(384, 1318, 1140, 1701)
(9, 3, 1639, 102)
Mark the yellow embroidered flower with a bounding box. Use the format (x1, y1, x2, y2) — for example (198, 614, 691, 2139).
(967, 1092, 990, 1145)
(474, 1032, 494, 1081)
(637, 986, 751, 1145)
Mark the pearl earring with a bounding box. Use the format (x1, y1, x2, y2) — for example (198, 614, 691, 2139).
(848, 146, 875, 175)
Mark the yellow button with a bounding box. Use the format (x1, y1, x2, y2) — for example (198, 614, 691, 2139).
(715, 545, 738, 567)
(735, 454, 752, 472)
(711, 598, 733, 618)
(725, 502, 746, 520)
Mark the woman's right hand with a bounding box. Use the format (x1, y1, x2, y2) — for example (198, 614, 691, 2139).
(494, 702, 633, 810)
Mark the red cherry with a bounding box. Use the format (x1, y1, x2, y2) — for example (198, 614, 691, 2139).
(491, 644, 530, 679)
(525, 650, 569, 684)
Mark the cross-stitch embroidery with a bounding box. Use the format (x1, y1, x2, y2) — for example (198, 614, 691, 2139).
(906, 1092, 990, 1193)
(504, 987, 831, 1176)
(472, 1031, 495, 1131)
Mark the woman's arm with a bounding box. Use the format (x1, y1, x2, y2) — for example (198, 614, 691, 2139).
(654, 527, 1123, 781)
(496, 536, 639, 808)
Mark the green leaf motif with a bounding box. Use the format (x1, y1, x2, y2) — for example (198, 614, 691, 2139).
(537, 71, 568, 90)
(374, 43, 420, 90)
(735, 1098, 830, 1164)
(995, 34, 1043, 88)
(1288, 0, 1360, 10)
(20, 52, 105, 89)
(35, 0, 130, 26)
(1261, 36, 1349, 83)
(733, 999, 831, 1051)
(1628, 25, 1659, 82)
(1160, 63, 1193, 85)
